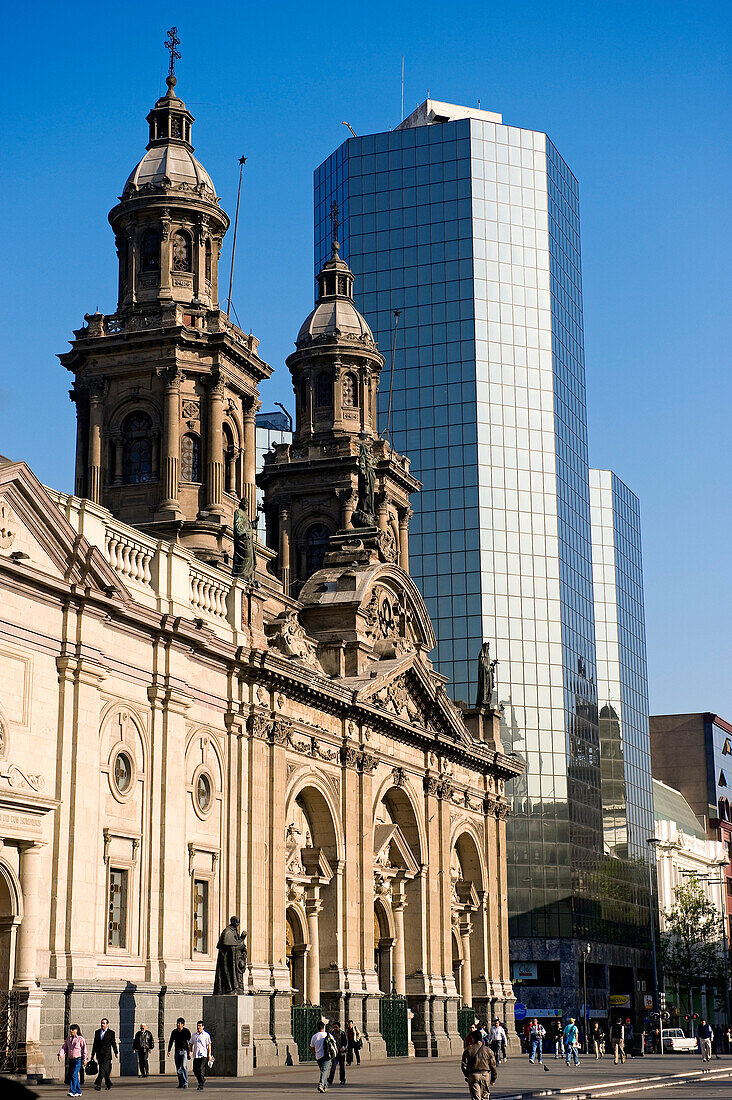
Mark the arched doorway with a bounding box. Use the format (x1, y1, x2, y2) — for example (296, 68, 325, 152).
(451, 833, 485, 1008)
(0, 864, 21, 993)
(285, 906, 308, 1006)
(375, 786, 423, 986)
(374, 898, 393, 994)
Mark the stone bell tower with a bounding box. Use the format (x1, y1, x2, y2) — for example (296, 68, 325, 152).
(59, 33, 270, 564)
(258, 217, 419, 596)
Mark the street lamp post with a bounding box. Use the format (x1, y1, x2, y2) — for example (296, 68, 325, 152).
(646, 837, 663, 1056)
(582, 943, 591, 1053)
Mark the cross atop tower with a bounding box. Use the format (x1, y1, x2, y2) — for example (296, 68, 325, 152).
(165, 27, 181, 80)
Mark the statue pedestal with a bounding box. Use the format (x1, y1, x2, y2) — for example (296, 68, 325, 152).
(202, 994, 255, 1077)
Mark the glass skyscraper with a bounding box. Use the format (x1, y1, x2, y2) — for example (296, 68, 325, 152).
(590, 470, 654, 864)
(315, 100, 652, 1019)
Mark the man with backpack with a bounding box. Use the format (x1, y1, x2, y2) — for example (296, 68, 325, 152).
(309, 1020, 334, 1094)
(327, 1022, 348, 1087)
(461, 1029, 498, 1099)
(609, 1018, 626, 1064)
(563, 1018, 580, 1066)
(698, 1018, 714, 1062)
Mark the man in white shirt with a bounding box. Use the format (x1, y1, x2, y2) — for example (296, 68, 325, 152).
(310, 1020, 333, 1094)
(188, 1021, 212, 1091)
(489, 1020, 507, 1063)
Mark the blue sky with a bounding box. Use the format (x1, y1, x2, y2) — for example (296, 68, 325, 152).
(1, 1, 729, 716)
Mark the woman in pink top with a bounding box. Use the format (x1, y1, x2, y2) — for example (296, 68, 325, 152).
(58, 1023, 88, 1097)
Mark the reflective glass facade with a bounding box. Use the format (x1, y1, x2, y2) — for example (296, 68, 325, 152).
(315, 108, 651, 979)
(256, 413, 292, 539)
(590, 470, 654, 864)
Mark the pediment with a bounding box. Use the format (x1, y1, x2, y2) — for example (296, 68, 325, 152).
(0, 461, 129, 601)
(353, 653, 473, 746)
(373, 823, 419, 876)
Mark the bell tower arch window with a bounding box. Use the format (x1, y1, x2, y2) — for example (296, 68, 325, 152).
(181, 433, 201, 483)
(305, 523, 331, 575)
(222, 423, 237, 495)
(172, 231, 192, 273)
(316, 372, 333, 409)
(122, 413, 153, 484)
(342, 372, 358, 408)
(141, 229, 160, 273)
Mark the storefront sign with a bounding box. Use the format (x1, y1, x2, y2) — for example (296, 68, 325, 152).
(512, 962, 538, 982)
(609, 994, 631, 1007)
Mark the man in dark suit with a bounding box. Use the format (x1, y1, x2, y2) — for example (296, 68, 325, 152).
(91, 1018, 118, 1090)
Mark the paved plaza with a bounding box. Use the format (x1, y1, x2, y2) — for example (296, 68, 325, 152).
(24, 1053, 732, 1099)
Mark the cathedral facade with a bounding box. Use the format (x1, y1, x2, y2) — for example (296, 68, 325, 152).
(0, 62, 522, 1079)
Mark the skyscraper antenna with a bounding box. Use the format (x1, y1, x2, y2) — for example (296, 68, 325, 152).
(227, 156, 247, 319)
(385, 309, 402, 445)
(401, 55, 405, 122)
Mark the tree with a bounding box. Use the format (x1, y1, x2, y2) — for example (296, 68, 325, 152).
(659, 878, 725, 1016)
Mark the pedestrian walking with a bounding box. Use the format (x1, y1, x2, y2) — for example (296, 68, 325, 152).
(488, 1020, 506, 1064)
(527, 1019, 549, 1070)
(609, 1017, 626, 1064)
(725, 1026, 732, 1055)
(132, 1022, 154, 1077)
(698, 1018, 714, 1062)
(327, 1021, 348, 1087)
(591, 1022, 604, 1059)
(310, 1019, 334, 1094)
(625, 1018, 635, 1056)
(189, 1021, 212, 1091)
(90, 1018, 118, 1091)
(59, 1023, 88, 1098)
(461, 1029, 498, 1100)
(563, 1018, 580, 1066)
(345, 1019, 361, 1066)
(167, 1017, 192, 1089)
(552, 1021, 563, 1059)
(499, 1020, 508, 1062)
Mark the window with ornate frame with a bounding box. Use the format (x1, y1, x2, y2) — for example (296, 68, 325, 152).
(193, 879, 209, 954)
(172, 231, 192, 273)
(342, 372, 358, 408)
(141, 229, 160, 273)
(181, 433, 201, 482)
(316, 372, 333, 408)
(107, 868, 128, 949)
(205, 240, 212, 282)
(305, 523, 330, 575)
(122, 413, 153, 484)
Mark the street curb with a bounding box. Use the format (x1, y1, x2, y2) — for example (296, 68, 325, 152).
(497, 1064, 732, 1099)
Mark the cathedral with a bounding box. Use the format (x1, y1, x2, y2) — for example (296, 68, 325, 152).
(0, 53, 522, 1080)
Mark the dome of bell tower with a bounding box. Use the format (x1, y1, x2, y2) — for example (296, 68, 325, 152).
(108, 36, 228, 314)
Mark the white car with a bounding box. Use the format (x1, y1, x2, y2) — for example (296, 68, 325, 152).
(662, 1029, 698, 1052)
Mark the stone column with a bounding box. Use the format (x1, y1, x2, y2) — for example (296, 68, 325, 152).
(333, 363, 343, 432)
(206, 377, 226, 516)
(398, 510, 410, 571)
(304, 370, 313, 437)
(337, 489, 355, 531)
(158, 368, 182, 515)
(86, 380, 105, 504)
(111, 434, 123, 485)
(392, 892, 407, 996)
(16, 843, 45, 986)
(305, 895, 322, 1005)
(243, 401, 258, 520)
(159, 216, 173, 300)
(278, 503, 291, 595)
(460, 918, 473, 1007)
(377, 496, 388, 534)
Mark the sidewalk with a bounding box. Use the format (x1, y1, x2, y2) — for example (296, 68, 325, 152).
(32, 1051, 732, 1098)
